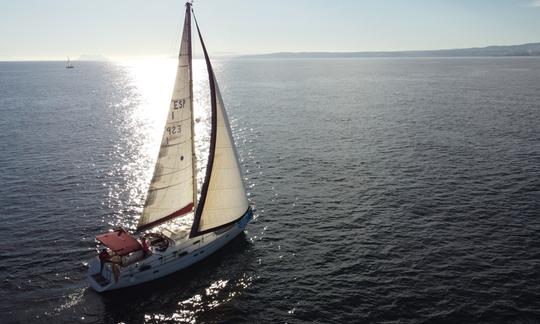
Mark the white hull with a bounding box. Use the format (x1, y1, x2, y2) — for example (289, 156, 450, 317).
(87, 212, 251, 292)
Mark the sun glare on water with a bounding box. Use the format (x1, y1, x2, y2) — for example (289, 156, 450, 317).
(122, 58, 177, 161)
(106, 58, 211, 231)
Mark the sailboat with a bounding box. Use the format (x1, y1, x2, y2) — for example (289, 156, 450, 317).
(65, 57, 74, 69)
(86, 1, 253, 292)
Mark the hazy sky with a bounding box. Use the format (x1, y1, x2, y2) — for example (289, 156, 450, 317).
(1, 0, 540, 60)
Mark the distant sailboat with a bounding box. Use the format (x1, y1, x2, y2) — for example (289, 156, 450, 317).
(86, 1, 253, 292)
(65, 57, 74, 69)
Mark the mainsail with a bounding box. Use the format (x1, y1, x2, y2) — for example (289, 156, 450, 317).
(137, 4, 196, 231)
(190, 14, 250, 237)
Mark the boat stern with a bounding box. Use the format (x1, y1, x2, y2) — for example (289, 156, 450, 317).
(86, 257, 114, 292)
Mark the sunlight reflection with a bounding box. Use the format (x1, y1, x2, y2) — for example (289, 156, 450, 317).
(106, 58, 211, 231)
(53, 287, 85, 313)
(121, 58, 177, 169)
(103, 59, 175, 230)
(144, 275, 253, 323)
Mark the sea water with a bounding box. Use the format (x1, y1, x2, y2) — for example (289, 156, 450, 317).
(1, 57, 539, 323)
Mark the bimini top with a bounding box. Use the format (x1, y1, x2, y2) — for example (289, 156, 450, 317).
(96, 228, 141, 256)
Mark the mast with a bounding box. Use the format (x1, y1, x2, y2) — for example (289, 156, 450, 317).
(188, 1, 197, 211)
(190, 10, 217, 237)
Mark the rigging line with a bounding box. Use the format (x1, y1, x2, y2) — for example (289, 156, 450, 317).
(152, 165, 192, 177)
(148, 180, 191, 192)
(187, 1, 197, 211)
(167, 5, 184, 58)
(160, 140, 190, 148)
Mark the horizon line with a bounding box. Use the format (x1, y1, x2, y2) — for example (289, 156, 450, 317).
(1, 41, 539, 62)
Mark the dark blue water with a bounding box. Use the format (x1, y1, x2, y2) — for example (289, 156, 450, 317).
(1, 58, 540, 323)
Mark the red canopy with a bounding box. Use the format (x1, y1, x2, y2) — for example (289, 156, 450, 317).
(96, 228, 142, 256)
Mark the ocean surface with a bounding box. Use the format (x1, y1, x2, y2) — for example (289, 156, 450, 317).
(1, 57, 539, 323)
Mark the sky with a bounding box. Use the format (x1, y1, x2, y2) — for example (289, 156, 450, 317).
(1, 0, 540, 60)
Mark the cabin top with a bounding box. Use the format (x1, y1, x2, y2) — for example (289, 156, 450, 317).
(96, 228, 141, 256)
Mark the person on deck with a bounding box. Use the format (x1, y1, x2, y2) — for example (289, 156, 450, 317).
(141, 237, 151, 257)
(98, 249, 110, 273)
(110, 253, 122, 282)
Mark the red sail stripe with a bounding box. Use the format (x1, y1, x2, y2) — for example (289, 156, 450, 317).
(137, 202, 194, 232)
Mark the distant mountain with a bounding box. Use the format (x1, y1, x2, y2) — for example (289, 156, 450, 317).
(246, 42, 540, 59)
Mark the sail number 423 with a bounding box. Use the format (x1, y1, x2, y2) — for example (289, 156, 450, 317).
(167, 125, 181, 135)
